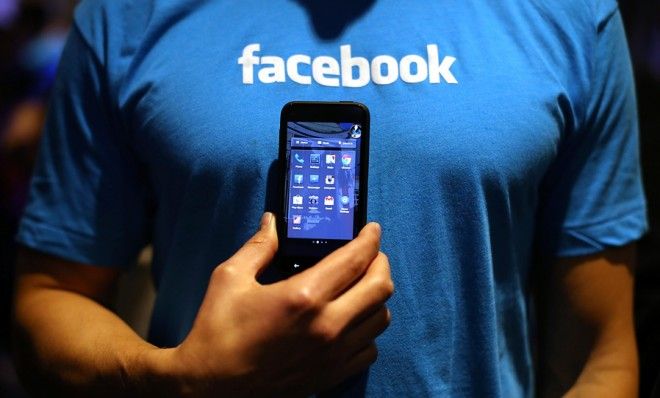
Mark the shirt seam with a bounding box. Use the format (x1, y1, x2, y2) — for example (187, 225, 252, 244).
(561, 203, 646, 230)
(20, 212, 131, 245)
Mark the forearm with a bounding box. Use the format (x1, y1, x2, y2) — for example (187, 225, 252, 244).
(537, 245, 638, 398)
(538, 300, 638, 398)
(11, 221, 392, 397)
(12, 284, 174, 397)
(563, 318, 638, 397)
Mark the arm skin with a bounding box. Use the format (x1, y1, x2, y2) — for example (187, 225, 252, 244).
(537, 244, 638, 397)
(12, 214, 394, 397)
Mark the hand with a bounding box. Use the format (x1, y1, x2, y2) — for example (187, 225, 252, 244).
(161, 213, 393, 397)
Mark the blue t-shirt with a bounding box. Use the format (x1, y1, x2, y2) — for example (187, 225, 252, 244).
(17, 0, 647, 396)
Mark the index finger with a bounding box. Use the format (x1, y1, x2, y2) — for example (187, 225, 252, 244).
(287, 222, 382, 301)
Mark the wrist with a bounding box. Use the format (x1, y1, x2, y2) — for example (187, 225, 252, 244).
(119, 345, 185, 397)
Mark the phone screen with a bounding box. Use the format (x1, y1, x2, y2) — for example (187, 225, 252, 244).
(277, 102, 369, 270)
(283, 121, 363, 253)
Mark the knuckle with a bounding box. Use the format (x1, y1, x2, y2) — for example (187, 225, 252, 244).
(310, 318, 339, 344)
(287, 286, 320, 313)
(210, 264, 232, 282)
(371, 276, 395, 299)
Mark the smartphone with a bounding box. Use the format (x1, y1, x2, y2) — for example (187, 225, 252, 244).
(277, 101, 370, 273)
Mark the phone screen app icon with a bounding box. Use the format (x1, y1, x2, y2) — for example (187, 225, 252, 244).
(294, 153, 304, 164)
(341, 195, 350, 206)
(309, 174, 320, 184)
(293, 174, 303, 185)
(292, 194, 303, 205)
(326, 154, 336, 165)
(325, 175, 335, 185)
(292, 215, 302, 225)
(310, 153, 320, 164)
(341, 154, 352, 166)
(350, 124, 362, 138)
(324, 196, 335, 206)
(308, 195, 319, 205)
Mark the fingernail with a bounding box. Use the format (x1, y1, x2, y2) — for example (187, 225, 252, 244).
(371, 222, 381, 236)
(260, 212, 273, 229)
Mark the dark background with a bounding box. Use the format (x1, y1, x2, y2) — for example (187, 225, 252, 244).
(0, 1, 658, 396)
(621, 1, 660, 396)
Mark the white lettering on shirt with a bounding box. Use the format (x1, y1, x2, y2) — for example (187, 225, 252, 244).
(237, 43, 458, 86)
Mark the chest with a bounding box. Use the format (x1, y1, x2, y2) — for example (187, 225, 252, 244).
(120, 1, 573, 200)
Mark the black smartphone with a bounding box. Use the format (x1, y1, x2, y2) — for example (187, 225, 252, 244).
(277, 101, 370, 273)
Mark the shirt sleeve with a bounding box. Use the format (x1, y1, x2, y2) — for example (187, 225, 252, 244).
(16, 23, 151, 268)
(536, 4, 648, 257)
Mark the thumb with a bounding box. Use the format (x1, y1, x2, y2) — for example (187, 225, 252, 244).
(226, 212, 279, 277)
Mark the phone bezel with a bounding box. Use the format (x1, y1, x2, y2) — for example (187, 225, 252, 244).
(277, 101, 370, 272)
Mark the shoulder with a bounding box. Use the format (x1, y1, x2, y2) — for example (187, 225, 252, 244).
(73, 0, 155, 65)
(528, 0, 620, 29)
